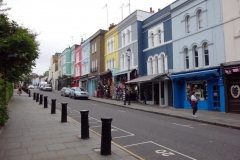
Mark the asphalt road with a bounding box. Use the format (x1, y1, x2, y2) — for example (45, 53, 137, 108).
(32, 89, 240, 160)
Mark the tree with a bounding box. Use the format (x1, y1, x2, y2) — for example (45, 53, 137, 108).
(0, 0, 40, 125)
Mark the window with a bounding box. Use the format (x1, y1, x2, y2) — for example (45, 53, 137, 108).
(123, 34, 125, 46)
(186, 81, 207, 101)
(76, 53, 79, 63)
(127, 30, 130, 43)
(108, 42, 110, 53)
(203, 43, 209, 66)
(155, 56, 159, 74)
(95, 59, 97, 69)
(186, 16, 190, 33)
(158, 30, 161, 44)
(150, 58, 153, 75)
(71, 65, 73, 74)
(193, 46, 199, 68)
(112, 58, 114, 69)
(197, 10, 202, 29)
(185, 48, 189, 69)
(92, 44, 94, 53)
(72, 52, 74, 62)
(111, 40, 113, 52)
(75, 67, 78, 76)
(151, 33, 154, 47)
(95, 42, 97, 52)
(161, 54, 165, 73)
(122, 55, 124, 70)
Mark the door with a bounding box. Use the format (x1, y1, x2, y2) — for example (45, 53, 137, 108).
(154, 83, 159, 104)
(213, 85, 220, 111)
(160, 81, 165, 105)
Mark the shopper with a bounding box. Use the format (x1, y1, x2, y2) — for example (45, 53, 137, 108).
(190, 91, 198, 117)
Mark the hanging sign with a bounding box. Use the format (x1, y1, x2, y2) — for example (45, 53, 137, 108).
(230, 85, 240, 98)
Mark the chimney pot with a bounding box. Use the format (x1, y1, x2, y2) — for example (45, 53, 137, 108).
(150, 7, 152, 13)
(158, 8, 161, 12)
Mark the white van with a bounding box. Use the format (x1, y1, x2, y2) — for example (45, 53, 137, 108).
(39, 82, 47, 90)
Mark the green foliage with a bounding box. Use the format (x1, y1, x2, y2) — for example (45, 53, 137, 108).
(0, 104, 9, 126)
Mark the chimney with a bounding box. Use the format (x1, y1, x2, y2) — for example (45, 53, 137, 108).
(109, 23, 115, 30)
(158, 8, 161, 12)
(153, 10, 155, 13)
(150, 7, 152, 13)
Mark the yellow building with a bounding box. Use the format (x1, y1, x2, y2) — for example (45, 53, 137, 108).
(104, 24, 118, 71)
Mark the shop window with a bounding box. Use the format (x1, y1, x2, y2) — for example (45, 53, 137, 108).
(203, 43, 209, 66)
(186, 81, 207, 101)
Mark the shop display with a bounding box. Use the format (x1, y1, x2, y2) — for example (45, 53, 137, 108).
(186, 81, 207, 101)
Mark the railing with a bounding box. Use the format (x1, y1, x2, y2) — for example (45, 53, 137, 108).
(91, 67, 98, 73)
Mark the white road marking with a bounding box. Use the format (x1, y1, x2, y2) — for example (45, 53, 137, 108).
(111, 129, 118, 131)
(90, 125, 102, 128)
(173, 123, 194, 129)
(123, 141, 197, 160)
(117, 110, 126, 112)
(123, 141, 151, 147)
(67, 107, 71, 109)
(199, 123, 208, 125)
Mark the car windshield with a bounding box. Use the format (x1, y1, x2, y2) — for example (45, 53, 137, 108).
(75, 88, 81, 91)
(80, 88, 86, 91)
(45, 84, 51, 87)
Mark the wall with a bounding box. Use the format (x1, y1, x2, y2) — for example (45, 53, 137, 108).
(221, 0, 240, 62)
(171, 0, 225, 73)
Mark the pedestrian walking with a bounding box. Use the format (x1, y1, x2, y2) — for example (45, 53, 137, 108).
(18, 85, 22, 96)
(190, 91, 198, 117)
(143, 88, 148, 104)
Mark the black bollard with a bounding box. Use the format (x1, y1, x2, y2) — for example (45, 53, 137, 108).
(44, 96, 48, 108)
(80, 110, 89, 139)
(39, 94, 43, 105)
(28, 90, 31, 97)
(61, 102, 68, 122)
(36, 93, 39, 102)
(101, 117, 112, 156)
(33, 92, 36, 100)
(51, 99, 56, 114)
(128, 91, 131, 105)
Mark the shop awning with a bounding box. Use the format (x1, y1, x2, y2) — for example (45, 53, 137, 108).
(171, 68, 218, 79)
(125, 73, 167, 83)
(115, 70, 131, 76)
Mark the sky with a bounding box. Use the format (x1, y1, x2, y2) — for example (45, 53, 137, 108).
(6, 0, 175, 75)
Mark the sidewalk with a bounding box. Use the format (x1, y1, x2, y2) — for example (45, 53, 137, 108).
(88, 96, 240, 130)
(0, 90, 139, 160)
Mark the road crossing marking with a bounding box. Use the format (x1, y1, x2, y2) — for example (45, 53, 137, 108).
(123, 141, 197, 160)
(173, 123, 194, 129)
(117, 110, 126, 112)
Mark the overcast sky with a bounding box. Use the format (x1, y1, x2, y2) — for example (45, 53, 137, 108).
(6, 0, 175, 75)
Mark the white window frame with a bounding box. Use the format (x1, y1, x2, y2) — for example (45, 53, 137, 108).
(151, 33, 154, 47)
(155, 56, 159, 74)
(92, 44, 94, 54)
(193, 46, 199, 68)
(185, 48, 189, 69)
(158, 30, 161, 44)
(123, 33, 125, 46)
(127, 30, 130, 44)
(95, 42, 97, 53)
(186, 16, 190, 33)
(197, 10, 203, 29)
(203, 43, 209, 66)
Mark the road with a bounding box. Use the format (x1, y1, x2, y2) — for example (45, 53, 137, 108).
(31, 89, 240, 160)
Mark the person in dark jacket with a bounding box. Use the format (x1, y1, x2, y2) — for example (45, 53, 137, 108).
(190, 91, 198, 117)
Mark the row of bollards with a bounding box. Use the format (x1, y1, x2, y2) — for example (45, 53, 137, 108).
(31, 92, 112, 156)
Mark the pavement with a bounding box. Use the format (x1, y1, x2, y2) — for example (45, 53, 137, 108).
(0, 90, 139, 160)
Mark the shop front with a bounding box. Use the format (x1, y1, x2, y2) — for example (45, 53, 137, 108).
(114, 69, 138, 101)
(99, 70, 112, 98)
(171, 67, 225, 112)
(88, 76, 98, 97)
(73, 77, 80, 87)
(221, 61, 240, 113)
(80, 74, 88, 90)
(126, 73, 171, 106)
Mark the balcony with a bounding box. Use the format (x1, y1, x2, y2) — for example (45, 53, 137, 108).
(91, 67, 98, 73)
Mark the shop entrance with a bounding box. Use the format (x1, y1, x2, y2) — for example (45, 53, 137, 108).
(213, 85, 220, 110)
(154, 83, 159, 105)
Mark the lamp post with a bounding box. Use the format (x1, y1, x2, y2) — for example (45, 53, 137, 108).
(127, 48, 131, 105)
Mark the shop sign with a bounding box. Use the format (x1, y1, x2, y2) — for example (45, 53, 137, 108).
(224, 68, 240, 74)
(230, 85, 240, 98)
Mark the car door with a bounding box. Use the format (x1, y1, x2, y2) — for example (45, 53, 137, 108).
(70, 88, 75, 97)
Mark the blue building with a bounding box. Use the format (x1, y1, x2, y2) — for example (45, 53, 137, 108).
(170, 0, 225, 112)
(80, 38, 90, 90)
(127, 5, 173, 106)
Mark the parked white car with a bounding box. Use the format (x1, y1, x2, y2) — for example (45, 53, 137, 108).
(28, 85, 35, 89)
(42, 84, 52, 91)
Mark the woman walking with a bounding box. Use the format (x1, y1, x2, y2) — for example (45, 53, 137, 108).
(18, 85, 22, 96)
(190, 91, 198, 117)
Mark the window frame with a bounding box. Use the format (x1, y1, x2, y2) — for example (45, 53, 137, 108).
(151, 32, 154, 47)
(203, 43, 209, 66)
(186, 15, 190, 33)
(185, 48, 189, 69)
(193, 46, 199, 68)
(197, 10, 203, 29)
(158, 30, 161, 44)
